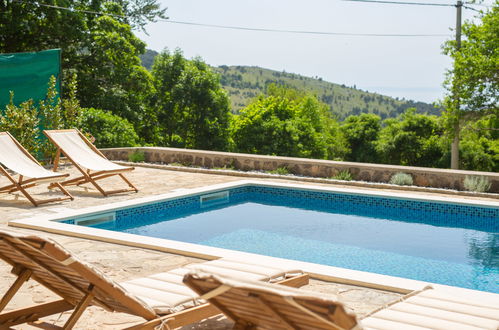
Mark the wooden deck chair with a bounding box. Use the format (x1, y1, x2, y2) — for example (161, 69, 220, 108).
(184, 271, 361, 330)
(0, 132, 73, 207)
(184, 272, 499, 330)
(43, 129, 138, 196)
(0, 229, 309, 330)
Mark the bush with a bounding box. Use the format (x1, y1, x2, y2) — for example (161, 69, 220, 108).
(463, 176, 491, 193)
(389, 172, 413, 186)
(80, 108, 139, 148)
(0, 93, 40, 155)
(128, 150, 145, 163)
(331, 170, 353, 181)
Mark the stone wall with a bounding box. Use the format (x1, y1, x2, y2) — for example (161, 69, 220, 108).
(101, 147, 499, 193)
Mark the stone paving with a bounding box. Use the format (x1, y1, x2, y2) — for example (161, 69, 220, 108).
(0, 164, 427, 329)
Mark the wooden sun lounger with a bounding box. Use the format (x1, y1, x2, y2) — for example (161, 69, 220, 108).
(184, 271, 361, 330)
(184, 272, 499, 330)
(43, 129, 138, 197)
(0, 132, 73, 206)
(0, 229, 309, 329)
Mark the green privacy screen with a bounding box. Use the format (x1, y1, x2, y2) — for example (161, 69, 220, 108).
(0, 49, 61, 111)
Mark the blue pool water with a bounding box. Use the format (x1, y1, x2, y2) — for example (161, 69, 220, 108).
(65, 185, 499, 293)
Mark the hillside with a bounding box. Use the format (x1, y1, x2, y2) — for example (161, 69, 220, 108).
(213, 66, 438, 119)
(140, 51, 438, 119)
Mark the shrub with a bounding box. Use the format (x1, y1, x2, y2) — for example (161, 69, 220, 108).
(268, 167, 290, 175)
(463, 176, 491, 193)
(389, 172, 413, 186)
(128, 150, 145, 163)
(0, 92, 40, 155)
(331, 170, 353, 181)
(80, 108, 139, 148)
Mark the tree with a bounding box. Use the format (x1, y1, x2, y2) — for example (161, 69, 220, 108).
(375, 109, 447, 167)
(341, 114, 381, 163)
(459, 115, 498, 172)
(231, 85, 347, 159)
(75, 2, 155, 136)
(0, 0, 166, 52)
(150, 49, 231, 150)
(442, 2, 499, 168)
(0, 0, 164, 141)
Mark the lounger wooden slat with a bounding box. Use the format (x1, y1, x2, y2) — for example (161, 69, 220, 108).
(43, 129, 138, 196)
(184, 271, 360, 330)
(0, 132, 73, 206)
(0, 230, 309, 329)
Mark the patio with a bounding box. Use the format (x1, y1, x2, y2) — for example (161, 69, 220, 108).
(1, 165, 407, 329)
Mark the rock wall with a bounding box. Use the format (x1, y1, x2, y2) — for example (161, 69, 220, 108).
(102, 147, 499, 193)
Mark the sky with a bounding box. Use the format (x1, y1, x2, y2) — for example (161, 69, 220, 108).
(136, 0, 492, 104)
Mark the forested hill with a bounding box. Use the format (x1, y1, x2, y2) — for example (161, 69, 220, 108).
(213, 66, 438, 119)
(140, 51, 438, 119)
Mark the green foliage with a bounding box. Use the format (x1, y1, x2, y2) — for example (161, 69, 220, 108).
(459, 115, 498, 172)
(61, 73, 84, 129)
(0, 0, 163, 141)
(128, 150, 146, 163)
(341, 114, 381, 163)
(463, 175, 491, 193)
(441, 4, 498, 168)
(0, 92, 39, 154)
(231, 85, 347, 160)
(331, 170, 353, 181)
(80, 108, 139, 148)
(375, 109, 447, 167)
(0, 75, 87, 159)
(389, 172, 413, 186)
(212, 65, 439, 119)
(76, 4, 155, 137)
(443, 4, 499, 115)
(38, 76, 66, 160)
(150, 49, 231, 150)
(268, 167, 291, 175)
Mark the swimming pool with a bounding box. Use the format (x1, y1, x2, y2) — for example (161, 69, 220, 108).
(60, 184, 499, 293)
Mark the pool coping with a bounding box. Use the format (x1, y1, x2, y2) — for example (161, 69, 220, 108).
(8, 180, 499, 304)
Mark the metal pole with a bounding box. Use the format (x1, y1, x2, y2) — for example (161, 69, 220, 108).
(450, 0, 462, 169)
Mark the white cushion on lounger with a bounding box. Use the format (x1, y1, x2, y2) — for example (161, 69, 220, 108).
(362, 287, 499, 330)
(120, 258, 303, 315)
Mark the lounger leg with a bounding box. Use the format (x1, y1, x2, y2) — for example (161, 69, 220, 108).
(119, 174, 138, 192)
(61, 286, 94, 329)
(0, 268, 32, 312)
(0, 300, 73, 328)
(16, 184, 39, 206)
(53, 183, 74, 201)
(53, 148, 61, 172)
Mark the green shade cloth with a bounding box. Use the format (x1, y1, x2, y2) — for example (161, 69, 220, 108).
(0, 49, 61, 111)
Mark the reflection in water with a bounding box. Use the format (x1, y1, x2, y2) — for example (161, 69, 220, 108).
(467, 232, 498, 268)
